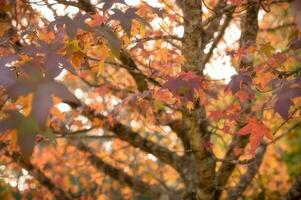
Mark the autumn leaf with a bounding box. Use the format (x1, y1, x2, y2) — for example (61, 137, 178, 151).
(225, 73, 252, 94)
(6, 59, 79, 126)
(162, 72, 204, 102)
(237, 117, 273, 155)
(273, 79, 301, 120)
(21, 41, 77, 79)
(89, 13, 107, 26)
(274, 88, 300, 120)
(108, 7, 152, 37)
(99, 0, 126, 12)
(49, 13, 90, 39)
(1, 0, 301, 198)
(94, 26, 122, 56)
(0, 110, 39, 160)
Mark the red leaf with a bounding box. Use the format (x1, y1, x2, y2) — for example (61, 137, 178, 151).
(237, 117, 273, 155)
(162, 72, 203, 101)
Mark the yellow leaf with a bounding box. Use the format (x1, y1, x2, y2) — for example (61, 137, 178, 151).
(71, 52, 84, 68)
(97, 60, 105, 76)
(122, 35, 131, 47)
(139, 23, 146, 37)
(65, 40, 81, 54)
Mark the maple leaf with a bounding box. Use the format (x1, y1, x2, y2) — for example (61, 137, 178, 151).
(237, 117, 273, 155)
(162, 72, 203, 102)
(99, 0, 126, 12)
(274, 86, 301, 120)
(7, 59, 79, 126)
(108, 7, 152, 37)
(225, 73, 252, 94)
(90, 13, 107, 26)
(235, 89, 254, 102)
(254, 65, 274, 89)
(209, 110, 224, 121)
(21, 41, 77, 79)
(259, 42, 275, 57)
(49, 13, 90, 39)
(94, 25, 122, 56)
(0, 110, 39, 160)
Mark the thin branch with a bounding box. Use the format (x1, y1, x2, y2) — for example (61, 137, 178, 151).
(214, 156, 255, 165)
(214, 4, 260, 199)
(64, 100, 185, 175)
(106, 120, 185, 173)
(202, 3, 233, 28)
(200, 0, 230, 67)
(227, 143, 267, 200)
(2, 145, 72, 200)
(201, 10, 234, 69)
(132, 35, 182, 44)
(68, 139, 170, 198)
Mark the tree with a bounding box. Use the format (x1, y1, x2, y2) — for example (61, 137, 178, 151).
(0, 0, 301, 199)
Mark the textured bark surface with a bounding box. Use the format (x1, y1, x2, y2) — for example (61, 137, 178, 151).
(179, 1, 216, 199)
(181, 109, 216, 200)
(179, 0, 204, 73)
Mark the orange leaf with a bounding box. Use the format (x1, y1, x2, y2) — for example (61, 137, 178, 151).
(237, 117, 273, 155)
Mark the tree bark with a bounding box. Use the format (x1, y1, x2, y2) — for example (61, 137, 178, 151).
(179, 1, 216, 199)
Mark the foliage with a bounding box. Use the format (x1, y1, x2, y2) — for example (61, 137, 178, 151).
(0, 0, 301, 199)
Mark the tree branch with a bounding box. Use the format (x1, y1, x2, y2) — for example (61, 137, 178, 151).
(68, 139, 175, 198)
(221, 106, 301, 199)
(1, 145, 72, 200)
(214, 3, 260, 199)
(55, 0, 150, 92)
(227, 143, 267, 200)
(50, 0, 193, 177)
(108, 121, 185, 173)
(176, 1, 218, 199)
(132, 35, 182, 44)
(64, 101, 185, 176)
(203, 0, 228, 45)
(201, 10, 234, 68)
